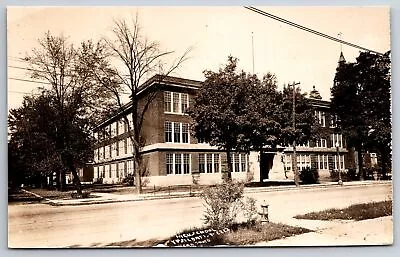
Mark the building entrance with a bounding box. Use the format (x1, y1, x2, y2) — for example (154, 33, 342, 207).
(259, 152, 275, 182)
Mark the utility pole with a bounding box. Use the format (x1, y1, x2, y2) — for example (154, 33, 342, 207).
(290, 81, 301, 187)
(251, 32, 255, 74)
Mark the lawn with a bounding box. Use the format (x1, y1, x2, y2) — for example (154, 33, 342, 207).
(105, 222, 312, 247)
(294, 200, 392, 221)
(8, 188, 42, 203)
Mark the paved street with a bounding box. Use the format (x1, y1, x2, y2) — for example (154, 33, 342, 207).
(8, 183, 392, 248)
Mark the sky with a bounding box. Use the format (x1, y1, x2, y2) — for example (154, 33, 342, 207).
(7, 6, 390, 111)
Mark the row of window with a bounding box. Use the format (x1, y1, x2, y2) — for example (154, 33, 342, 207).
(297, 134, 343, 149)
(94, 160, 135, 179)
(95, 138, 134, 161)
(166, 153, 248, 175)
(164, 91, 189, 114)
(94, 116, 133, 140)
(284, 154, 345, 171)
(315, 111, 339, 128)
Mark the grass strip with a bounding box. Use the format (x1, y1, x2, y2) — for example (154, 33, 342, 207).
(294, 200, 392, 221)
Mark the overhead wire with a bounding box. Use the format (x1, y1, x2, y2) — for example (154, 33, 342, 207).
(244, 6, 384, 56)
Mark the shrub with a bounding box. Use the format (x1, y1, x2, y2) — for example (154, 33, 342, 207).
(122, 174, 135, 186)
(242, 197, 259, 224)
(71, 191, 91, 199)
(201, 181, 244, 229)
(299, 167, 319, 184)
(93, 177, 103, 184)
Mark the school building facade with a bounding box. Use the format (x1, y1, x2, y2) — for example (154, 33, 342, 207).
(91, 73, 350, 186)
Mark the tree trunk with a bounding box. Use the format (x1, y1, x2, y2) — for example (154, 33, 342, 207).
(135, 156, 142, 194)
(357, 147, 364, 181)
(60, 170, 67, 191)
(56, 170, 61, 191)
(71, 169, 83, 196)
(225, 149, 233, 181)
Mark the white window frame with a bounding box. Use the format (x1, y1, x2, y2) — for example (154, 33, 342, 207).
(166, 153, 192, 175)
(165, 122, 190, 144)
(164, 91, 190, 115)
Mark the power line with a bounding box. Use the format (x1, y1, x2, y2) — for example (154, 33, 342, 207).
(8, 77, 52, 85)
(244, 6, 384, 56)
(9, 90, 41, 96)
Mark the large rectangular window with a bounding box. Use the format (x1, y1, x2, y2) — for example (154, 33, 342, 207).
(318, 155, 329, 170)
(164, 91, 172, 112)
(175, 154, 182, 174)
(206, 154, 213, 173)
(181, 94, 188, 113)
(165, 121, 173, 143)
(111, 142, 117, 158)
(105, 145, 110, 159)
(118, 120, 125, 135)
(111, 122, 117, 137)
(199, 153, 205, 173)
(127, 160, 134, 175)
(99, 165, 104, 178)
(183, 154, 190, 174)
(173, 92, 180, 113)
(167, 153, 191, 175)
(166, 154, 174, 175)
(316, 138, 327, 148)
(165, 122, 189, 143)
(164, 91, 190, 114)
(199, 153, 220, 173)
(230, 153, 248, 172)
(174, 123, 181, 143)
(182, 123, 189, 143)
(214, 154, 220, 173)
(234, 154, 240, 172)
(331, 134, 343, 148)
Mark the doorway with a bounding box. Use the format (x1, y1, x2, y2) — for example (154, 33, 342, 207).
(260, 152, 274, 181)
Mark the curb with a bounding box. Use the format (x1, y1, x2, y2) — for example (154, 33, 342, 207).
(31, 181, 391, 207)
(244, 181, 391, 194)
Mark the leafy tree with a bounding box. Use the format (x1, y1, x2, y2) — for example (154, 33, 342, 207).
(276, 85, 320, 147)
(189, 56, 258, 179)
(190, 56, 318, 182)
(92, 16, 190, 193)
(331, 51, 391, 179)
(8, 94, 63, 189)
(9, 32, 115, 194)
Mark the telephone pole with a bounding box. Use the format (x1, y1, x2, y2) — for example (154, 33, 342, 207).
(290, 81, 301, 187)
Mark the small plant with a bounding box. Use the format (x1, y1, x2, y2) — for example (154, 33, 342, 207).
(201, 181, 244, 229)
(299, 167, 319, 184)
(242, 197, 259, 224)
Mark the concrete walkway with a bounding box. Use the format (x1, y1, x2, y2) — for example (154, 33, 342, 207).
(255, 216, 393, 246)
(26, 180, 391, 206)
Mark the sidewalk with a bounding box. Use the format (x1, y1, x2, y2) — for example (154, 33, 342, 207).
(25, 180, 391, 206)
(255, 216, 393, 246)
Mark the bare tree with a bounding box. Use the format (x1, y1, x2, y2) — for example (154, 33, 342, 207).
(95, 16, 190, 193)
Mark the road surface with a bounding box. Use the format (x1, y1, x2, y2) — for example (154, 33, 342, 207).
(8, 183, 392, 248)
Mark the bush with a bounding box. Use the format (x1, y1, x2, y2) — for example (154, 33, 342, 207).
(299, 167, 319, 184)
(122, 174, 135, 186)
(201, 181, 244, 229)
(93, 177, 103, 184)
(71, 191, 91, 199)
(242, 197, 259, 224)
